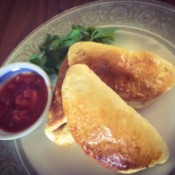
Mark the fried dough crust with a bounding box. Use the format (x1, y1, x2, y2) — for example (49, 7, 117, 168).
(62, 64, 169, 173)
(68, 42, 175, 108)
(45, 58, 73, 146)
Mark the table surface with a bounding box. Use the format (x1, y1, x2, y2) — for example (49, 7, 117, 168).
(0, 0, 174, 66)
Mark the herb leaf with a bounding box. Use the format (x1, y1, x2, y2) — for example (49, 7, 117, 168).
(29, 25, 116, 75)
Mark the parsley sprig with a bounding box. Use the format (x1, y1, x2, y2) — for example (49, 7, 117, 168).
(29, 25, 116, 74)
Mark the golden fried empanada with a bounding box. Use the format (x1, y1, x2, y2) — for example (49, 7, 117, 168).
(45, 58, 74, 146)
(62, 64, 169, 173)
(68, 42, 175, 108)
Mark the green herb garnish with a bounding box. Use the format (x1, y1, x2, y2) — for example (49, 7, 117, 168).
(29, 25, 116, 74)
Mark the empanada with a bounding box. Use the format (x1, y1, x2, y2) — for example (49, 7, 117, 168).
(62, 64, 169, 173)
(45, 58, 74, 146)
(68, 42, 175, 108)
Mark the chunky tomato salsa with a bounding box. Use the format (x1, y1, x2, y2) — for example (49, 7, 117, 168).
(0, 72, 48, 132)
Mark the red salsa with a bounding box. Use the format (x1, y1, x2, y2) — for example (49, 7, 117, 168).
(0, 72, 48, 132)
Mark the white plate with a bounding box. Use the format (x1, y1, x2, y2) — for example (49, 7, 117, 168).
(1, 0, 175, 174)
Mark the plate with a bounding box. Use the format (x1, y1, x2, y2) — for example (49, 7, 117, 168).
(1, 0, 175, 174)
